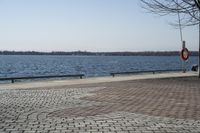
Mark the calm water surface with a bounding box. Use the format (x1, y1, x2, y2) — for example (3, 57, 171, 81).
(0, 55, 198, 78)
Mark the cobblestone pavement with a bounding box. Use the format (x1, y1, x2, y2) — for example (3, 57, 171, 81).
(0, 77, 200, 133)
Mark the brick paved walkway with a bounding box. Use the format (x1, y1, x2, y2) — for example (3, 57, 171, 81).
(0, 77, 200, 133)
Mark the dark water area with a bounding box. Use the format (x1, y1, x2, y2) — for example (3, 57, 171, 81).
(0, 55, 198, 78)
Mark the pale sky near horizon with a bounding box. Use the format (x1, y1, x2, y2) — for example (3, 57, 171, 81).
(0, 0, 198, 52)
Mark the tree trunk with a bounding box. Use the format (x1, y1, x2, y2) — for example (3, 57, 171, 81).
(199, 21, 200, 78)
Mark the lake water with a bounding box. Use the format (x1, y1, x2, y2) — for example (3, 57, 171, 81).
(0, 55, 198, 78)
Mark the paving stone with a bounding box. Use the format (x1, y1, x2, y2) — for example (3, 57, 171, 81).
(1, 78, 200, 132)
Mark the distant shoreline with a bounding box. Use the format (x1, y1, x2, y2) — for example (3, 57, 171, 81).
(0, 51, 198, 56)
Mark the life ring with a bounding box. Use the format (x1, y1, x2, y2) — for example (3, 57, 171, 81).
(181, 48, 189, 61)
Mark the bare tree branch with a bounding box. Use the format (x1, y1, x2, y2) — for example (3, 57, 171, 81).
(140, 0, 200, 26)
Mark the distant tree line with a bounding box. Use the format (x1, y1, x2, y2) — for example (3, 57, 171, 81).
(0, 50, 198, 56)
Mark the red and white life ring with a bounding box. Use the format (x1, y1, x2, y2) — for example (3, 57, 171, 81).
(181, 48, 189, 61)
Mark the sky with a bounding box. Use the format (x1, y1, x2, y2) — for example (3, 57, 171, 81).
(0, 0, 198, 52)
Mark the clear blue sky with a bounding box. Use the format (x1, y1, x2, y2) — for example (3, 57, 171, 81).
(0, 0, 198, 52)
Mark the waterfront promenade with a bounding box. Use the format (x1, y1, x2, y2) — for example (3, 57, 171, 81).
(0, 72, 200, 133)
